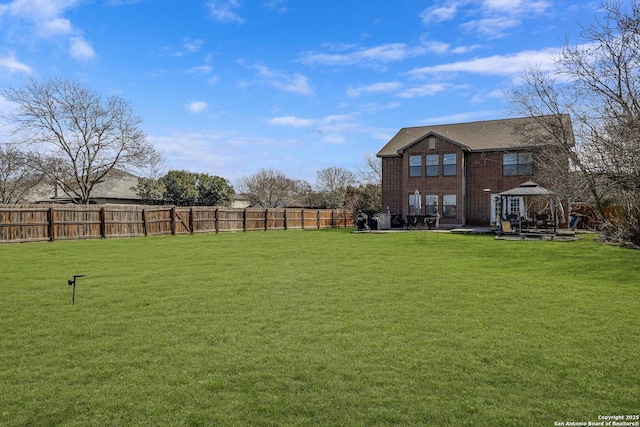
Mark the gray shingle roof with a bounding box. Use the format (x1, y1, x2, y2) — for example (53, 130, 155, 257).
(89, 169, 141, 200)
(377, 115, 572, 157)
(38, 168, 141, 203)
(498, 181, 556, 196)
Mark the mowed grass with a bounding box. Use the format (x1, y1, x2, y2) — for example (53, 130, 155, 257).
(0, 229, 638, 426)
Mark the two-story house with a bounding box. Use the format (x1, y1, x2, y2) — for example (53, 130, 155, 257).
(376, 115, 573, 227)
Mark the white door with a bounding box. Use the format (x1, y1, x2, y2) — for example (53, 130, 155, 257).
(490, 194, 500, 225)
(491, 194, 524, 224)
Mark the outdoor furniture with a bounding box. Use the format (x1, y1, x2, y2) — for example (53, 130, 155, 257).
(391, 214, 405, 229)
(356, 212, 369, 231)
(497, 181, 560, 235)
(535, 214, 554, 231)
(406, 215, 437, 230)
(500, 220, 516, 234)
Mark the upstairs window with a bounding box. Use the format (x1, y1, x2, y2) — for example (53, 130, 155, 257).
(425, 155, 439, 176)
(409, 155, 422, 177)
(443, 153, 457, 176)
(503, 153, 533, 176)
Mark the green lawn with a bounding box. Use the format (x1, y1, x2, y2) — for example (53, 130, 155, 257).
(1, 230, 638, 426)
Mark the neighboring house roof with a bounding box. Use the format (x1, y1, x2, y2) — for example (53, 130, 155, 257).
(88, 169, 141, 201)
(40, 168, 141, 204)
(377, 115, 573, 157)
(231, 194, 251, 209)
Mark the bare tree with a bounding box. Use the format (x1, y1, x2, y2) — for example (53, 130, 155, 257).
(315, 166, 356, 208)
(507, 0, 640, 247)
(0, 77, 162, 204)
(358, 151, 382, 185)
(0, 143, 44, 203)
(237, 168, 307, 208)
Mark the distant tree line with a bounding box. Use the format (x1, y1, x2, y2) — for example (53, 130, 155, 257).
(234, 162, 381, 216)
(134, 170, 235, 206)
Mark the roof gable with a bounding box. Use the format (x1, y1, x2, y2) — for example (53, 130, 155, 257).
(395, 130, 471, 153)
(377, 115, 573, 157)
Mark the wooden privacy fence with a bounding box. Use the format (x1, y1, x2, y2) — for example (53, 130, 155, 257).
(0, 205, 355, 244)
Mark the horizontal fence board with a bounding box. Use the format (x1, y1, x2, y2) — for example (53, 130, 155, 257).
(0, 204, 354, 243)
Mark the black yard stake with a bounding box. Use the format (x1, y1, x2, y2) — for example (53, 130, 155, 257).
(68, 274, 86, 304)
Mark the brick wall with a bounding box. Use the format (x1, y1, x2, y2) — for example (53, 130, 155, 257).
(381, 157, 403, 215)
(464, 151, 538, 225)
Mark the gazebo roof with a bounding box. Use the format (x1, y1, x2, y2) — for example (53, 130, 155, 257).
(498, 181, 555, 196)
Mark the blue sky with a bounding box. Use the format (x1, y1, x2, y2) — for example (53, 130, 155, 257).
(0, 0, 601, 185)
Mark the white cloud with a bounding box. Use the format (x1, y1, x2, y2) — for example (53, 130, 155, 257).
(483, 0, 519, 11)
(0, 0, 80, 20)
(158, 40, 207, 58)
(0, 0, 97, 61)
(185, 65, 213, 75)
(69, 36, 95, 61)
(322, 134, 345, 144)
(267, 114, 352, 128)
(460, 16, 521, 39)
(268, 116, 316, 127)
(299, 43, 425, 68)
(397, 83, 449, 99)
(0, 51, 32, 74)
(41, 17, 72, 36)
(150, 130, 239, 176)
(263, 0, 289, 13)
(266, 114, 356, 145)
(423, 40, 451, 54)
(420, 3, 460, 23)
(149, 129, 304, 182)
(185, 101, 208, 113)
(0, 95, 18, 116)
(0, 0, 79, 35)
(407, 48, 559, 78)
(483, 0, 551, 14)
(183, 38, 204, 53)
(251, 64, 313, 95)
(346, 82, 403, 98)
(357, 101, 402, 114)
(207, 0, 244, 24)
(421, 110, 496, 125)
(451, 44, 483, 54)
(422, 0, 552, 38)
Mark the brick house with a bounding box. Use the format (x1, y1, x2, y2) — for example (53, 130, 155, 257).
(376, 115, 573, 227)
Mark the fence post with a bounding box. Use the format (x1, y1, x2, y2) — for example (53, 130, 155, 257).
(265, 209, 269, 231)
(170, 207, 176, 235)
(142, 208, 148, 236)
(99, 207, 106, 238)
(48, 207, 55, 242)
(317, 210, 320, 228)
(301, 209, 305, 229)
(215, 208, 219, 233)
(243, 208, 247, 232)
(189, 207, 194, 234)
(284, 209, 288, 230)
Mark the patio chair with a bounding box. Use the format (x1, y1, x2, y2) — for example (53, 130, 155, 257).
(500, 220, 516, 234)
(535, 214, 551, 231)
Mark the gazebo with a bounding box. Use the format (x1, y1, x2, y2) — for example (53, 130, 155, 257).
(497, 181, 559, 234)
